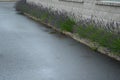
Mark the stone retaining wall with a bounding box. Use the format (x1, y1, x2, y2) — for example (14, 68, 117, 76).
(26, 0, 120, 23)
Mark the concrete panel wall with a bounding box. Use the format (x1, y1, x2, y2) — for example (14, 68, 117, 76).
(26, 0, 120, 22)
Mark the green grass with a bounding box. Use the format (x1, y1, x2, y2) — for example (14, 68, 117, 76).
(60, 19, 75, 32)
(77, 25, 120, 53)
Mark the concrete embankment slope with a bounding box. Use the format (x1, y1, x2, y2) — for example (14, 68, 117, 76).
(26, 0, 120, 22)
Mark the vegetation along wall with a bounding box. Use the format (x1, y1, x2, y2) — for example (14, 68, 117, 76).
(16, 0, 120, 60)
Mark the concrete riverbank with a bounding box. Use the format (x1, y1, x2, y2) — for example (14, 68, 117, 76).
(27, 0, 120, 22)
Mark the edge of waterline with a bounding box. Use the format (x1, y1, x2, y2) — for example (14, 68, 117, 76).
(23, 12, 120, 61)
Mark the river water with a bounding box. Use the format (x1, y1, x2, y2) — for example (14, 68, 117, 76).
(0, 2, 120, 80)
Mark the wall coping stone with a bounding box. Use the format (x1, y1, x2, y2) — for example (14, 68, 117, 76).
(59, 0, 84, 3)
(96, 1, 120, 7)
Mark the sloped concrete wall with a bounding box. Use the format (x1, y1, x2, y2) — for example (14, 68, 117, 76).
(26, 0, 120, 22)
